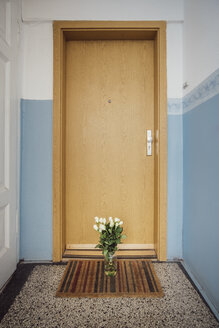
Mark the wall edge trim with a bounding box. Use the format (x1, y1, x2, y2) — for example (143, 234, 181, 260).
(167, 98, 182, 115)
(183, 68, 219, 114)
(20, 98, 53, 102)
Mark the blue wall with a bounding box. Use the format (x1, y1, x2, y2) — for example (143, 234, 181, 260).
(167, 114, 183, 259)
(183, 90, 219, 316)
(20, 99, 53, 260)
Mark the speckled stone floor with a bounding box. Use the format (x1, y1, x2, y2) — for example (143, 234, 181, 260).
(0, 262, 218, 328)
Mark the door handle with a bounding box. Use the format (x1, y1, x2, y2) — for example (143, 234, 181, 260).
(147, 130, 153, 156)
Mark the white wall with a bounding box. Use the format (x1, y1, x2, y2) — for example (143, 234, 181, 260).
(21, 22, 53, 100)
(183, 0, 219, 95)
(21, 0, 183, 101)
(22, 0, 183, 22)
(167, 23, 183, 100)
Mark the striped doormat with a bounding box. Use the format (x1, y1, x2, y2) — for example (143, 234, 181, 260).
(56, 260, 163, 298)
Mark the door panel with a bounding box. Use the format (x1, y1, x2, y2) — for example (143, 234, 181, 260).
(0, 0, 19, 288)
(65, 40, 154, 246)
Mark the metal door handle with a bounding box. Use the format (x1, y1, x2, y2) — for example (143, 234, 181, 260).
(147, 130, 153, 156)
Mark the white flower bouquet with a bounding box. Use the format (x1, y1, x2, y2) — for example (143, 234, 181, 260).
(93, 216, 126, 275)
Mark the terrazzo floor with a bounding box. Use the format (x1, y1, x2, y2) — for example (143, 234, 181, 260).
(0, 262, 218, 328)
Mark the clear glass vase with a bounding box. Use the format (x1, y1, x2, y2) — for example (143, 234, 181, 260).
(104, 252, 117, 277)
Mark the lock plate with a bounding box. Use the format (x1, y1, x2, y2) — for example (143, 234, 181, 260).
(147, 130, 152, 156)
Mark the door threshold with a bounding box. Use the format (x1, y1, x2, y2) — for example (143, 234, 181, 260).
(63, 248, 157, 261)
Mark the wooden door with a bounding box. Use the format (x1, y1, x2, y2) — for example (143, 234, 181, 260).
(65, 40, 154, 250)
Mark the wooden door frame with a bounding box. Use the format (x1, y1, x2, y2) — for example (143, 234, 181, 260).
(53, 21, 167, 262)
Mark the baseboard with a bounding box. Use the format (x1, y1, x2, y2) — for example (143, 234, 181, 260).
(19, 260, 53, 264)
(181, 261, 219, 322)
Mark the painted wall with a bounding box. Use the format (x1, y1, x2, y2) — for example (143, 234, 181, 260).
(167, 112, 183, 259)
(183, 0, 219, 95)
(20, 99, 53, 260)
(167, 22, 183, 259)
(22, 0, 183, 22)
(21, 23, 53, 100)
(183, 0, 219, 318)
(20, 0, 183, 260)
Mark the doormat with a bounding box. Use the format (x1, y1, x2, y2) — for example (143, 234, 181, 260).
(56, 260, 163, 298)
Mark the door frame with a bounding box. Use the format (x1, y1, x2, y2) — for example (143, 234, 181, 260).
(53, 21, 167, 262)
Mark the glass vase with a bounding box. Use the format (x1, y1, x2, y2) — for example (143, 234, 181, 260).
(104, 252, 117, 277)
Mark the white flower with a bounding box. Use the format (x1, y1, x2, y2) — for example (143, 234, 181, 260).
(94, 217, 99, 223)
(93, 224, 98, 231)
(115, 222, 119, 227)
(99, 224, 105, 231)
(99, 218, 103, 223)
(102, 218, 106, 224)
(109, 220, 114, 228)
(119, 221, 123, 225)
(109, 217, 113, 222)
(114, 218, 120, 222)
